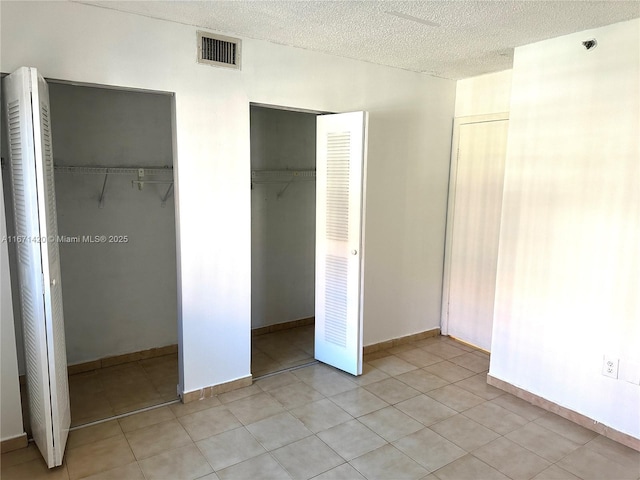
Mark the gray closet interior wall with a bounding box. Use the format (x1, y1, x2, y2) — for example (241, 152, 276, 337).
(2, 82, 178, 370)
(250, 106, 317, 329)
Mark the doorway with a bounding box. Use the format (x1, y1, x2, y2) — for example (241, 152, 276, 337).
(1, 79, 180, 429)
(250, 105, 318, 377)
(441, 113, 509, 351)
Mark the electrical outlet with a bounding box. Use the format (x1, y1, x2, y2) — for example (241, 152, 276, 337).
(602, 355, 619, 379)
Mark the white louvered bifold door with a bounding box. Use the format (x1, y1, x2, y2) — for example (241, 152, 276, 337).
(315, 112, 368, 376)
(2, 67, 70, 468)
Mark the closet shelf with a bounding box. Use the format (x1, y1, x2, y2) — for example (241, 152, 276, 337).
(54, 165, 173, 176)
(54, 165, 174, 208)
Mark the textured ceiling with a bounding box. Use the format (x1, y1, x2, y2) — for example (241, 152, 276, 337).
(77, 1, 640, 79)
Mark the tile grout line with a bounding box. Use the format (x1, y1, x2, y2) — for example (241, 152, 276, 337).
(12, 336, 634, 480)
(69, 398, 181, 432)
(253, 360, 320, 382)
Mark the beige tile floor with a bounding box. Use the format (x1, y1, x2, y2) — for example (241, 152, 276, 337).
(63, 324, 313, 429)
(67, 354, 180, 427)
(252, 325, 315, 378)
(3, 335, 639, 480)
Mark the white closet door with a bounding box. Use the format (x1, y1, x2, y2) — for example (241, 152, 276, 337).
(3, 67, 70, 468)
(443, 117, 508, 351)
(315, 111, 368, 376)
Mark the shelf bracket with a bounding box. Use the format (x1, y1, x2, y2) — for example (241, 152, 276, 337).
(98, 173, 109, 208)
(136, 168, 145, 190)
(161, 183, 174, 208)
(276, 180, 293, 199)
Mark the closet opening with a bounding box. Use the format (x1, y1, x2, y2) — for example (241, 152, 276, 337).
(1, 79, 180, 430)
(250, 104, 320, 377)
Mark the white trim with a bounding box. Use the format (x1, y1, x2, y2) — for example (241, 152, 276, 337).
(454, 112, 510, 125)
(46, 78, 175, 97)
(249, 102, 329, 115)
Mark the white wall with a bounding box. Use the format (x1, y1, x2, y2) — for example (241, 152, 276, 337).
(0, 1, 455, 403)
(455, 70, 512, 117)
(250, 107, 316, 329)
(48, 83, 178, 365)
(490, 19, 640, 439)
(0, 169, 25, 442)
(245, 41, 455, 346)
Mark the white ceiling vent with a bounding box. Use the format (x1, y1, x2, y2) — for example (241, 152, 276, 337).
(197, 31, 241, 70)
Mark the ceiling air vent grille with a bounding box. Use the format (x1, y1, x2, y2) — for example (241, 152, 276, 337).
(197, 31, 241, 69)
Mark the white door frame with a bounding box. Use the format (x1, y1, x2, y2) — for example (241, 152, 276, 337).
(248, 103, 367, 376)
(3, 76, 184, 405)
(247, 101, 325, 352)
(50, 79, 184, 394)
(440, 112, 509, 339)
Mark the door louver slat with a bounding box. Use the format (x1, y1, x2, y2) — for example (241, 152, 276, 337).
(324, 255, 348, 347)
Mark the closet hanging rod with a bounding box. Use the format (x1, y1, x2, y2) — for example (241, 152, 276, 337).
(131, 180, 174, 185)
(54, 165, 173, 176)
